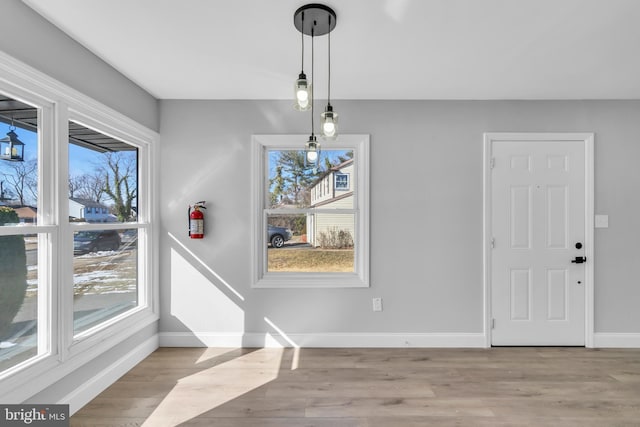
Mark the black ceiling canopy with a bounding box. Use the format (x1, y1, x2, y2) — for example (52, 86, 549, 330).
(294, 4, 336, 37)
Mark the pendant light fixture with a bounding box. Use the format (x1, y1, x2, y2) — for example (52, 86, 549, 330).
(293, 4, 337, 163)
(320, 13, 337, 140)
(305, 25, 319, 167)
(293, 10, 311, 111)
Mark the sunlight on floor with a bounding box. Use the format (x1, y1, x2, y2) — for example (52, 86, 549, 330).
(141, 348, 284, 426)
(264, 317, 301, 370)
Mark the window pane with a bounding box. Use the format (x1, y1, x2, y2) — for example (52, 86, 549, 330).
(268, 149, 354, 209)
(73, 228, 138, 335)
(0, 95, 39, 225)
(0, 234, 40, 372)
(68, 121, 138, 223)
(267, 213, 355, 273)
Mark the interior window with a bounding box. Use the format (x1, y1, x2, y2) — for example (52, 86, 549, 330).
(253, 134, 369, 288)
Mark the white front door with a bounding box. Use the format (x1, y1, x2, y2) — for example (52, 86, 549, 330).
(489, 134, 589, 346)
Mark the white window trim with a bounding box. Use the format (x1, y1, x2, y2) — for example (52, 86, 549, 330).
(251, 134, 370, 288)
(0, 50, 159, 403)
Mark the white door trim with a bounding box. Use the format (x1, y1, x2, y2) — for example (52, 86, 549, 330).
(483, 132, 594, 347)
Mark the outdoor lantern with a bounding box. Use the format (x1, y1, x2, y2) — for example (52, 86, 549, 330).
(0, 128, 25, 162)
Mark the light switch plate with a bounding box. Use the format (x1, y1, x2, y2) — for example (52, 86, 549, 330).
(595, 214, 609, 228)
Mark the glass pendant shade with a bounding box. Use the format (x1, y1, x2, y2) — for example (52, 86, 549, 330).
(306, 149, 318, 163)
(294, 73, 312, 111)
(306, 136, 319, 164)
(321, 104, 338, 139)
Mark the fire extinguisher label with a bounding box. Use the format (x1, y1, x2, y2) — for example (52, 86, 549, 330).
(190, 219, 204, 235)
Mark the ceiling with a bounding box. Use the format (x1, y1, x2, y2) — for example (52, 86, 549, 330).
(21, 0, 640, 100)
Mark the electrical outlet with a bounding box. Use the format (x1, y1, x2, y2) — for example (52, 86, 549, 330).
(372, 297, 383, 312)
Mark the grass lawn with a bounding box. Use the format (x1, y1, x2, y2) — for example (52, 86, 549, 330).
(268, 248, 354, 272)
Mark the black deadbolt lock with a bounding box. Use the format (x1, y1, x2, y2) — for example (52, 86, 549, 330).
(575, 242, 583, 249)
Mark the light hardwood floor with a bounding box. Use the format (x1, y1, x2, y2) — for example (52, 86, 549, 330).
(71, 347, 640, 426)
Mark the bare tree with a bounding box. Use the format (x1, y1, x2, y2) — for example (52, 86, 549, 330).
(69, 174, 81, 198)
(102, 152, 137, 221)
(70, 172, 106, 202)
(0, 180, 15, 202)
(0, 159, 37, 206)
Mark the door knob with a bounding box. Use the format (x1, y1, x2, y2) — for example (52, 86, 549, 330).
(571, 256, 586, 264)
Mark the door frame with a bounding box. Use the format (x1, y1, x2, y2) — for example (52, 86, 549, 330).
(483, 132, 595, 347)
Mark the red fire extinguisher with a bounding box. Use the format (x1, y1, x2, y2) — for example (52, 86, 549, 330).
(188, 201, 206, 239)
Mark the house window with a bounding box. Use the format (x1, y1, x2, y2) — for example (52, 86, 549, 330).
(69, 121, 142, 336)
(252, 134, 369, 288)
(335, 173, 349, 191)
(0, 94, 46, 375)
(0, 53, 156, 398)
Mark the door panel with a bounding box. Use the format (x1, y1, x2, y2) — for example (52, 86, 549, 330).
(547, 269, 567, 320)
(510, 269, 531, 320)
(510, 186, 531, 248)
(491, 139, 585, 346)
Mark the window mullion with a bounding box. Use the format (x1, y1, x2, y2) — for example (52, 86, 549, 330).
(38, 101, 57, 361)
(56, 104, 73, 361)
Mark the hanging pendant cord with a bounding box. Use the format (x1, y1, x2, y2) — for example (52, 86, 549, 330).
(311, 25, 315, 136)
(300, 12, 305, 73)
(328, 15, 331, 105)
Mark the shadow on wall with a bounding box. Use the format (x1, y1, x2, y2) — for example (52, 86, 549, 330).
(165, 231, 295, 349)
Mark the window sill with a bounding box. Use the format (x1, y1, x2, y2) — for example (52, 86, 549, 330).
(254, 272, 369, 288)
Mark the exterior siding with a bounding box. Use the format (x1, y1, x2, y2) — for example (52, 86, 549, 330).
(308, 160, 355, 246)
(69, 198, 111, 222)
(311, 163, 354, 207)
(313, 210, 355, 246)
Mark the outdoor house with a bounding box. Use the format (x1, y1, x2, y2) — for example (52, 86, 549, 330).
(68, 197, 112, 222)
(307, 158, 354, 246)
(13, 206, 36, 224)
(2, 1, 640, 425)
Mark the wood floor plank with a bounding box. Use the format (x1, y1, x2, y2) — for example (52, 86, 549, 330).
(264, 379, 436, 398)
(72, 347, 640, 426)
(304, 397, 495, 418)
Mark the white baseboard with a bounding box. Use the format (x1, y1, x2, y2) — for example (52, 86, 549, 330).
(61, 335, 159, 415)
(159, 332, 487, 348)
(593, 333, 640, 348)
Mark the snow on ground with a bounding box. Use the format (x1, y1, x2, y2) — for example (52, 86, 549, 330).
(76, 250, 118, 258)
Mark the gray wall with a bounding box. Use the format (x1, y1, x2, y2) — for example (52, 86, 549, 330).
(0, 0, 160, 405)
(159, 99, 640, 337)
(0, 0, 159, 131)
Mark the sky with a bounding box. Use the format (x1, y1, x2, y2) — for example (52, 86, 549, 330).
(0, 121, 135, 207)
(0, 122, 123, 177)
(268, 148, 351, 179)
